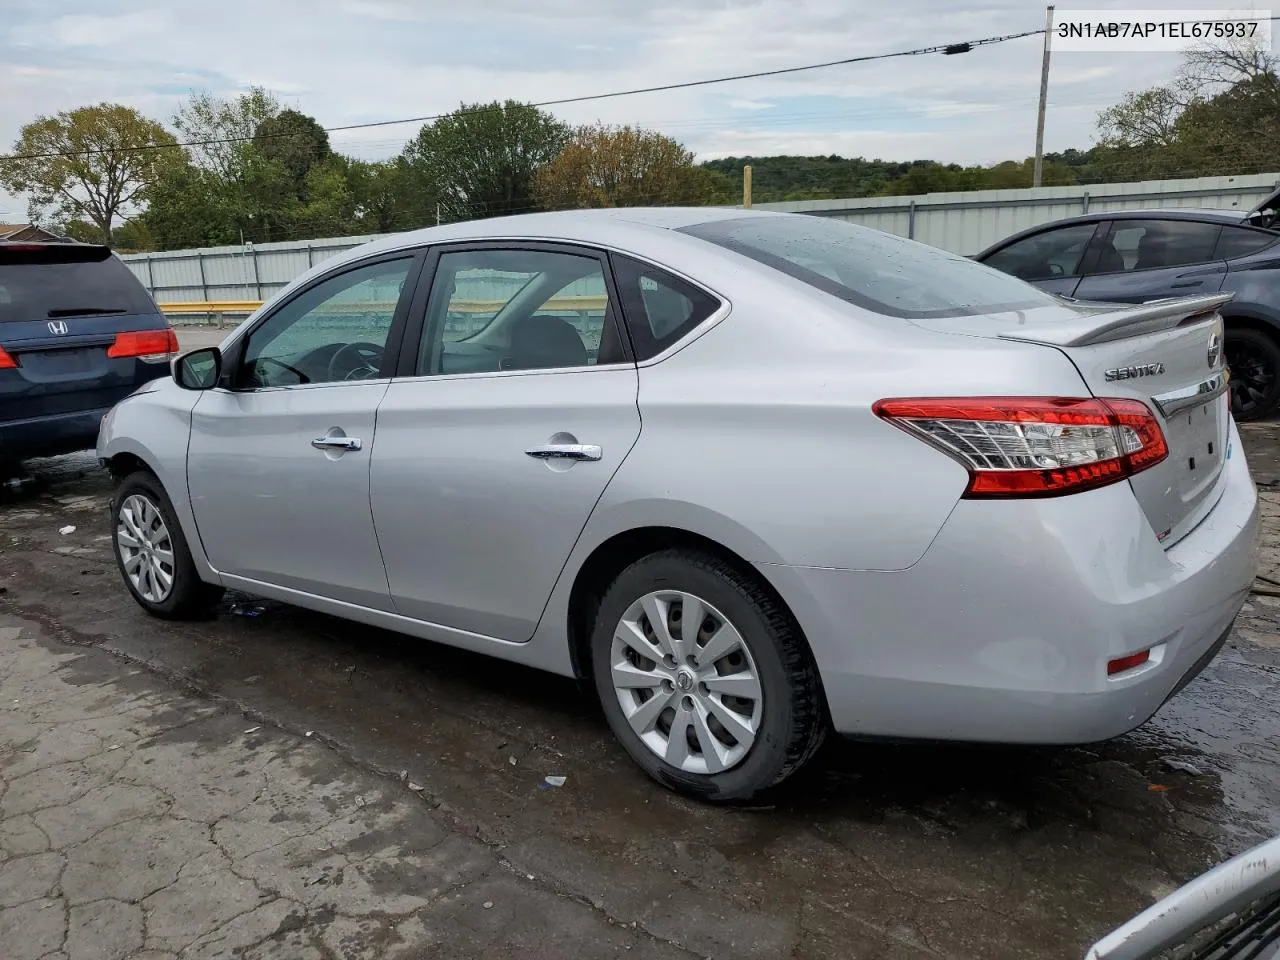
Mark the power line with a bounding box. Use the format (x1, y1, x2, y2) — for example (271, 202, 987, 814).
(0, 28, 1044, 164)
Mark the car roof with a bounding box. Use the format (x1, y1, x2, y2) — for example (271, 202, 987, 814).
(974, 206, 1271, 258)
(308, 206, 793, 278)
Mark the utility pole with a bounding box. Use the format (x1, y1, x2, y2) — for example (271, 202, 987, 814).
(1033, 4, 1055, 188)
(743, 165, 753, 209)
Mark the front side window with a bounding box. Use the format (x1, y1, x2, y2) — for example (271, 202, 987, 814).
(240, 258, 411, 388)
(1104, 220, 1223, 272)
(981, 223, 1100, 282)
(418, 249, 620, 375)
(679, 215, 1059, 319)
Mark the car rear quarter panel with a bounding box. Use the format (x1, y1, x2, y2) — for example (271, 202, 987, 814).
(1223, 252, 1280, 326)
(97, 381, 216, 581)
(583, 290, 1097, 572)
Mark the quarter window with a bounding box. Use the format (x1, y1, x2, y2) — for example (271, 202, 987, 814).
(1214, 225, 1277, 260)
(611, 255, 721, 360)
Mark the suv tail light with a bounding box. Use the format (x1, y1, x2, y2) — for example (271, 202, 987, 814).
(873, 397, 1168, 498)
(108, 328, 179, 363)
(0, 346, 15, 369)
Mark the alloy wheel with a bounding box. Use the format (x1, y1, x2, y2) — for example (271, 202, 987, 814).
(116, 494, 176, 603)
(609, 590, 763, 775)
(1226, 338, 1276, 418)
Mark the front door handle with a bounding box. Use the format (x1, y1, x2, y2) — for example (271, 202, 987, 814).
(525, 443, 601, 462)
(312, 436, 362, 452)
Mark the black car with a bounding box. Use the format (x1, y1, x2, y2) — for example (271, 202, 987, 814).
(0, 240, 178, 473)
(974, 190, 1280, 420)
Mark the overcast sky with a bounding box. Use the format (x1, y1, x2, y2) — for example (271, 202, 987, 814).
(0, 0, 1222, 221)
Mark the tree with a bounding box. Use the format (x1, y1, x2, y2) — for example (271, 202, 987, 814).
(534, 124, 721, 210)
(0, 103, 180, 244)
(346, 158, 437, 234)
(1091, 39, 1280, 181)
(253, 108, 332, 201)
(401, 101, 569, 221)
(173, 87, 280, 179)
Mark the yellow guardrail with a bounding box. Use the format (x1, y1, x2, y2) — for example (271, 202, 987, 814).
(159, 301, 263, 316)
(157, 295, 610, 319)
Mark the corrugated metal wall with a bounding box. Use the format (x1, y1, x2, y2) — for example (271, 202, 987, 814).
(121, 172, 1280, 301)
(755, 173, 1280, 255)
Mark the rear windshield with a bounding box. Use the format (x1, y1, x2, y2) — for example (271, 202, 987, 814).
(678, 216, 1060, 319)
(0, 245, 156, 323)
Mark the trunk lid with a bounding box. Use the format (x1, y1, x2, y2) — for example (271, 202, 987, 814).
(910, 293, 1233, 547)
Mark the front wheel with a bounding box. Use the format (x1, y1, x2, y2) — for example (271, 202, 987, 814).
(111, 470, 224, 620)
(1225, 326, 1280, 421)
(590, 549, 826, 802)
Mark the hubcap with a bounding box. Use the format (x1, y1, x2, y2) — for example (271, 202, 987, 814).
(609, 590, 763, 775)
(116, 494, 176, 604)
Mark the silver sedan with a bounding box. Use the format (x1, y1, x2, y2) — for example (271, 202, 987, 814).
(97, 208, 1260, 801)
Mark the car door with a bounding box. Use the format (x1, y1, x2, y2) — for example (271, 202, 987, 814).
(978, 221, 1102, 298)
(186, 253, 420, 610)
(370, 242, 641, 642)
(1072, 218, 1228, 303)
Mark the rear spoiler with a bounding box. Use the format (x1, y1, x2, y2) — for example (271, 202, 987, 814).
(1084, 833, 1280, 959)
(998, 293, 1233, 348)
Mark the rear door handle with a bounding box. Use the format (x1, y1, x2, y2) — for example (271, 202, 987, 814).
(525, 443, 601, 462)
(312, 436, 362, 452)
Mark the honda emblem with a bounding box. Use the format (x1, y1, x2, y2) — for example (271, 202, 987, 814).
(47, 320, 69, 335)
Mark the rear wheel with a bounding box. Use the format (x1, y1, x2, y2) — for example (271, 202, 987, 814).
(590, 549, 826, 802)
(111, 470, 223, 620)
(1225, 326, 1280, 421)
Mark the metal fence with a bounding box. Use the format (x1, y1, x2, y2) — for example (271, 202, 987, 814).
(121, 172, 1280, 306)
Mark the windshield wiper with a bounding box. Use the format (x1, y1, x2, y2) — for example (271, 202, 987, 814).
(46, 307, 128, 318)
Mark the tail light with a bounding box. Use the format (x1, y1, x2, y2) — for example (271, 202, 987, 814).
(108, 328, 179, 363)
(873, 397, 1168, 498)
(0, 346, 15, 369)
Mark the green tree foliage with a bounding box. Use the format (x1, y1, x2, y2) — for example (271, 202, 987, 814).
(253, 109, 333, 201)
(401, 101, 570, 221)
(0, 103, 180, 244)
(173, 87, 280, 179)
(1090, 40, 1280, 181)
(699, 155, 920, 202)
(535, 124, 721, 209)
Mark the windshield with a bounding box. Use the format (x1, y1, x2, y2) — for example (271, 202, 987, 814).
(0, 245, 156, 323)
(679, 216, 1061, 319)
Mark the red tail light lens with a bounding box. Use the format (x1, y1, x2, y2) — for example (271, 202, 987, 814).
(873, 397, 1168, 498)
(0, 346, 16, 369)
(107, 328, 179, 362)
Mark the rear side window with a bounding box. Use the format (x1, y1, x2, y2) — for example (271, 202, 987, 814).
(679, 216, 1058, 319)
(611, 255, 721, 359)
(1105, 220, 1222, 271)
(1214, 225, 1278, 260)
(0, 245, 155, 323)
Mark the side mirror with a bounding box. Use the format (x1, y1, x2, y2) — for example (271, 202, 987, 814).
(173, 347, 221, 390)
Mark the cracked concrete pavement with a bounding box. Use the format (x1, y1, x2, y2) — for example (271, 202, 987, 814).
(2, 419, 1280, 959)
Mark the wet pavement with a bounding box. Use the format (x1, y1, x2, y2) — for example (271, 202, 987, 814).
(2, 429, 1280, 959)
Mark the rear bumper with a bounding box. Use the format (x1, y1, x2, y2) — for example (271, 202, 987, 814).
(0, 407, 111, 460)
(763, 420, 1260, 744)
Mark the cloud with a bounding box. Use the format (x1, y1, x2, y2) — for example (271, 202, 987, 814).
(0, 0, 1199, 216)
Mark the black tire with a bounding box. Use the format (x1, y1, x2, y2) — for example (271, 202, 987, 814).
(111, 470, 224, 620)
(1225, 326, 1280, 421)
(590, 549, 826, 802)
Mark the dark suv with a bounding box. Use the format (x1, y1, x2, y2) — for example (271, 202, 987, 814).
(0, 241, 177, 472)
(974, 190, 1280, 420)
